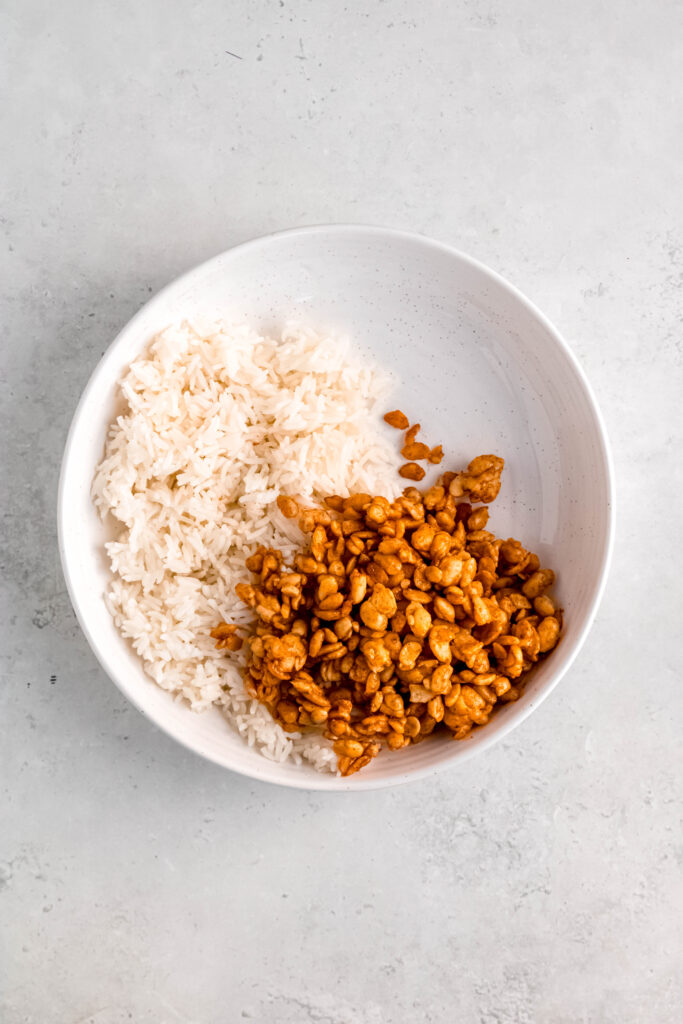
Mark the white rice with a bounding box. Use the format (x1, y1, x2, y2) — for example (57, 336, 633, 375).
(92, 321, 401, 772)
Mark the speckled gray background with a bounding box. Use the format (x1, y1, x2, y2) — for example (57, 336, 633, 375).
(2, 2, 682, 1022)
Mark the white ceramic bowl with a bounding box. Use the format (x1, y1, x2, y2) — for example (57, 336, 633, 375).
(58, 226, 614, 790)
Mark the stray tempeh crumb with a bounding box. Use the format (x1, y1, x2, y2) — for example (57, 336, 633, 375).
(383, 409, 410, 430)
(401, 441, 431, 460)
(277, 495, 300, 519)
(399, 462, 426, 481)
(428, 445, 444, 464)
(210, 623, 244, 651)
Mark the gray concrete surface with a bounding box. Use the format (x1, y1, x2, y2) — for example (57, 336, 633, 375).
(2, 1, 682, 1022)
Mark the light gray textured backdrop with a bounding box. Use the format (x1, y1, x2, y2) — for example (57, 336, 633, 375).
(2, 2, 682, 1022)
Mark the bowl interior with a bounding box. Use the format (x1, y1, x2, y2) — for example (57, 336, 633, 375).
(59, 227, 613, 790)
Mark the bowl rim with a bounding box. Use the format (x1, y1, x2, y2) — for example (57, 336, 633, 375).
(57, 223, 616, 791)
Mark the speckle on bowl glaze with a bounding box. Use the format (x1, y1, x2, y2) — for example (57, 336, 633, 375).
(58, 225, 615, 790)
